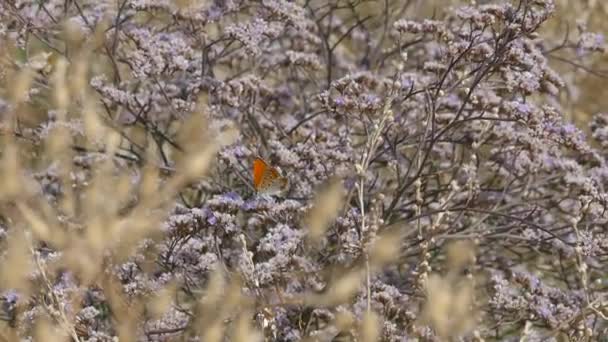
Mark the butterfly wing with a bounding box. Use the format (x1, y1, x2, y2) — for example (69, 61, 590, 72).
(261, 168, 289, 195)
(269, 173, 289, 192)
(253, 158, 269, 191)
(253, 157, 289, 195)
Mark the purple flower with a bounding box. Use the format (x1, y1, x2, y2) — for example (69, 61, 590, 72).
(514, 102, 532, 115)
(205, 209, 218, 225)
(400, 76, 414, 90)
(363, 94, 380, 105)
(2, 290, 19, 304)
(223, 191, 242, 202)
(561, 123, 577, 135)
(334, 95, 346, 107)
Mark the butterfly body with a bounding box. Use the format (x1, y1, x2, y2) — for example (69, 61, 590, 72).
(252, 157, 289, 195)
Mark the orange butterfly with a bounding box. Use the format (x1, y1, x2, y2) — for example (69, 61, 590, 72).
(252, 157, 289, 195)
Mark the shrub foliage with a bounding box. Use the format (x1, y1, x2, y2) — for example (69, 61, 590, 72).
(0, 0, 607, 340)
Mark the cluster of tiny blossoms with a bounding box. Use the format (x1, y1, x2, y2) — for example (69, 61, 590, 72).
(0, 0, 607, 340)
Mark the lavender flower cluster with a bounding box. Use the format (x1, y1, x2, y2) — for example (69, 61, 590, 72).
(0, 0, 607, 340)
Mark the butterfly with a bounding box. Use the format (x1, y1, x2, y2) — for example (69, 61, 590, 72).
(252, 157, 289, 195)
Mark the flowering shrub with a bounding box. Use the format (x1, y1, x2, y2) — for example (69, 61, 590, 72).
(0, 0, 607, 340)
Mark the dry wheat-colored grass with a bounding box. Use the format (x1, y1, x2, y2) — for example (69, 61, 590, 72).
(0, 0, 606, 340)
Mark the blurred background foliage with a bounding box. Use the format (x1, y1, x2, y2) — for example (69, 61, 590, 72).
(549, 0, 608, 123)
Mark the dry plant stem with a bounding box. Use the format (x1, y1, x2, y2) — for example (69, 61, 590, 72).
(356, 96, 395, 312)
(570, 205, 594, 332)
(28, 236, 81, 342)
